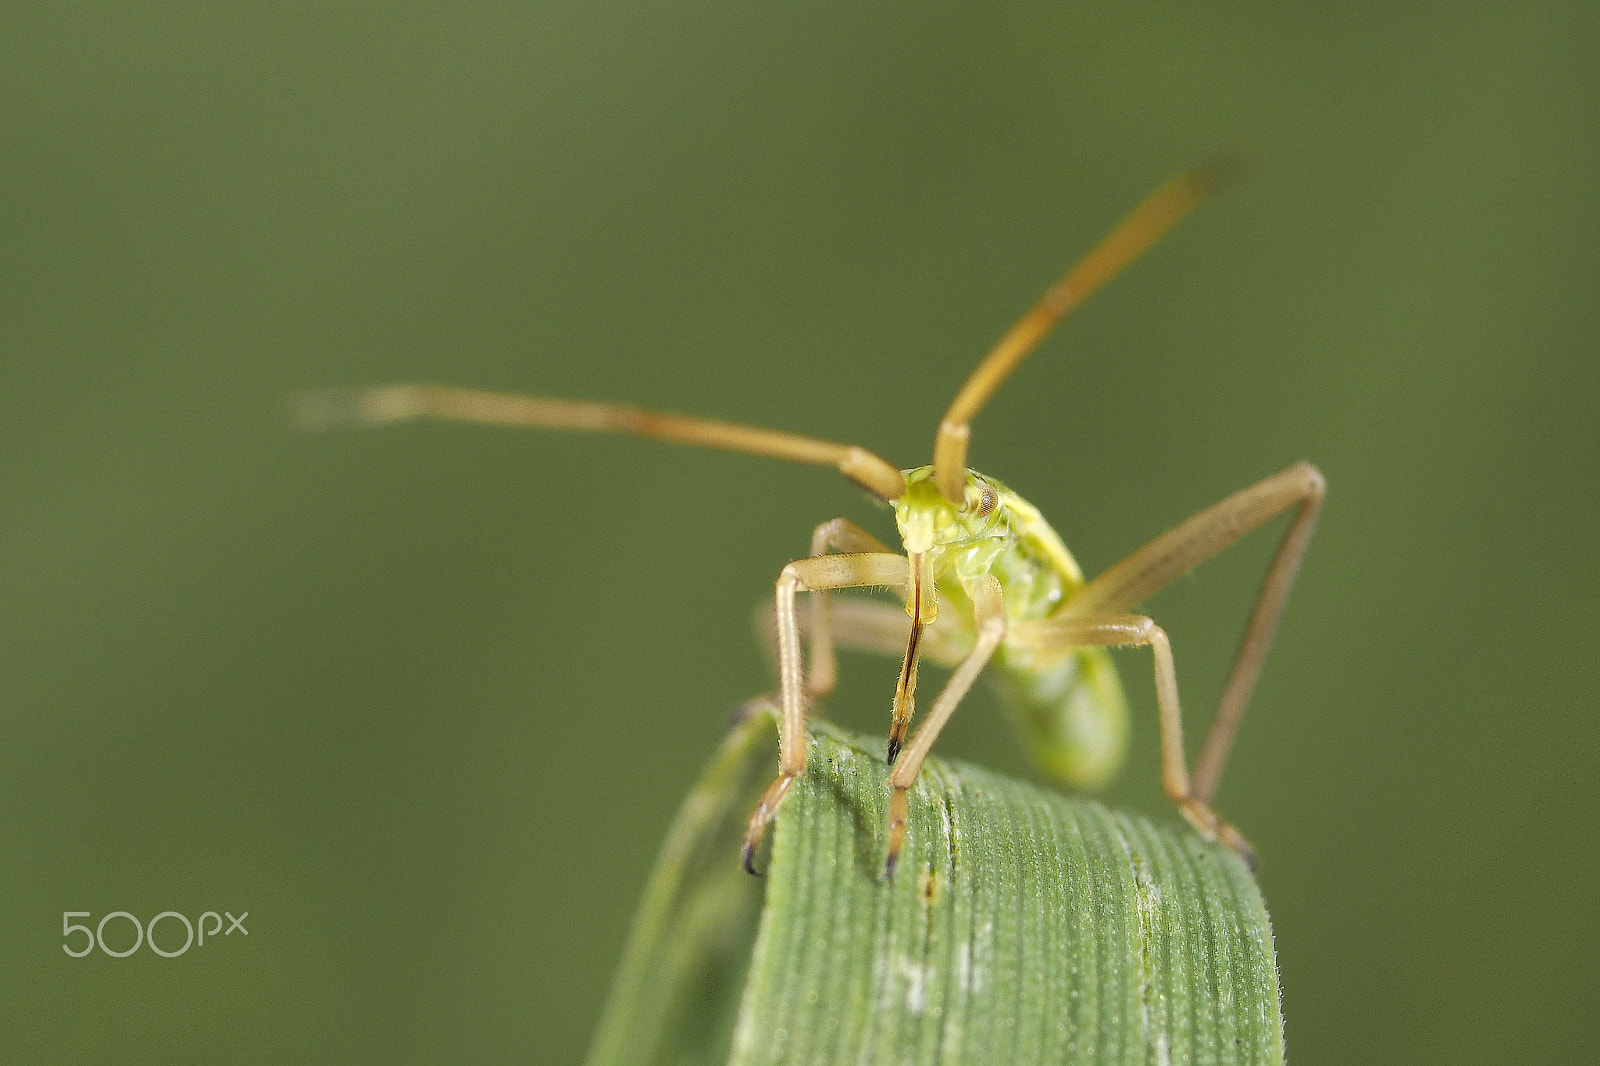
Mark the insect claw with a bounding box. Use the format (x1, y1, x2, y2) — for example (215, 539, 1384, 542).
(886, 705, 912, 765)
(1178, 798, 1258, 871)
(742, 774, 793, 877)
(1220, 824, 1260, 872)
(741, 840, 764, 878)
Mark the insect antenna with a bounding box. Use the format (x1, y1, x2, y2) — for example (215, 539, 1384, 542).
(294, 383, 907, 500)
(931, 150, 1253, 502)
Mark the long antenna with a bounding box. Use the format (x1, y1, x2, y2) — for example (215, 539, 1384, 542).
(294, 383, 908, 500)
(931, 152, 1251, 502)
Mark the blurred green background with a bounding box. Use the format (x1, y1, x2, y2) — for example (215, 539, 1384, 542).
(4, 2, 1596, 1062)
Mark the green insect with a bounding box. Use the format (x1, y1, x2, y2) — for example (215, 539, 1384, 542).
(301, 158, 1323, 879)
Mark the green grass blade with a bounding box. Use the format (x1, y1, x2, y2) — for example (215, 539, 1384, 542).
(587, 715, 1282, 1066)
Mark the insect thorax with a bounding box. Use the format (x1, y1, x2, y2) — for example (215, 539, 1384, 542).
(892, 466, 1079, 624)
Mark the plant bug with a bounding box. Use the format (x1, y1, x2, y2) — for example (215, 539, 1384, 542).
(299, 156, 1324, 878)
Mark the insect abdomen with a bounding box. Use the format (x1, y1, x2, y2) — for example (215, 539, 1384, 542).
(990, 647, 1129, 791)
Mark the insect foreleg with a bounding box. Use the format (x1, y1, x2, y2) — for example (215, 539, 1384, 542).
(883, 574, 1007, 878)
(742, 551, 909, 874)
(759, 598, 968, 667)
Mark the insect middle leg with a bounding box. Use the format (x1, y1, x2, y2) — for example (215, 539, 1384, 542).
(1007, 613, 1257, 863)
(764, 596, 970, 676)
(734, 519, 901, 726)
(801, 519, 899, 700)
(742, 550, 909, 874)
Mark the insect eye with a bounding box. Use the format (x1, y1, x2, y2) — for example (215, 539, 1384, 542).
(972, 485, 998, 518)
